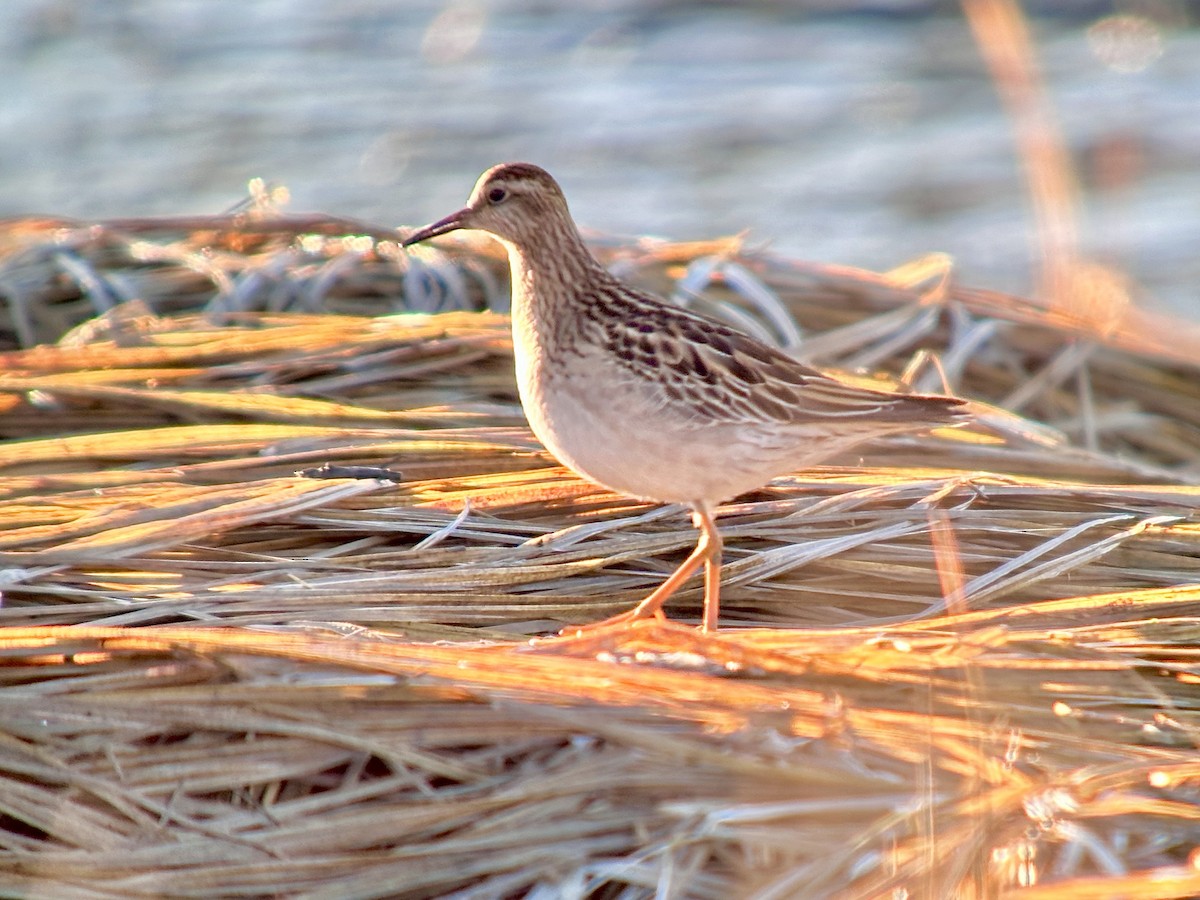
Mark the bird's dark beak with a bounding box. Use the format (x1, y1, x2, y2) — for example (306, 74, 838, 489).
(401, 207, 472, 247)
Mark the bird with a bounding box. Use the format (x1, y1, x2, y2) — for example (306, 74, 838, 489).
(402, 163, 968, 632)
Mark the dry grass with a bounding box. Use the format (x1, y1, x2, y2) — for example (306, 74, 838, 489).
(0, 210, 1199, 899)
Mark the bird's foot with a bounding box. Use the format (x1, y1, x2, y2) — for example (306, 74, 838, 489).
(531, 616, 792, 676)
(532, 614, 714, 660)
(557, 607, 669, 638)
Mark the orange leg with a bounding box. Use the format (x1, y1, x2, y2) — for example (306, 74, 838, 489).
(696, 505, 723, 633)
(559, 503, 724, 636)
(615, 502, 723, 631)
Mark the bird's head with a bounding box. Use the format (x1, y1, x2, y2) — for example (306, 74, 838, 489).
(402, 162, 572, 249)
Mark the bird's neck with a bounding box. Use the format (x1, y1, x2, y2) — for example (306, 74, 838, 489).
(501, 225, 610, 329)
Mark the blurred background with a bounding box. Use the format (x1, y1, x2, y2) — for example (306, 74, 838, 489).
(1, 0, 1196, 317)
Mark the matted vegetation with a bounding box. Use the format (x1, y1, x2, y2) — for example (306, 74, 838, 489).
(0, 213, 1198, 898)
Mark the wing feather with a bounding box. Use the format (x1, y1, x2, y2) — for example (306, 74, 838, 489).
(592, 286, 966, 428)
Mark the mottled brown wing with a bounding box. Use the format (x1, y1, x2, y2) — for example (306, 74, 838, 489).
(596, 287, 966, 428)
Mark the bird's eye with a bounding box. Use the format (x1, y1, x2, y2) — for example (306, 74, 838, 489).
(487, 187, 508, 204)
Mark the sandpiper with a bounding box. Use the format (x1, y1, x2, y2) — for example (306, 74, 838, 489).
(403, 163, 967, 632)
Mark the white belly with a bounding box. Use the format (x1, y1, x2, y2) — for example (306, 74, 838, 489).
(515, 342, 797, 504)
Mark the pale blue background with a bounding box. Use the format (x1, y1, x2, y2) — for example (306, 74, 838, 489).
(2, 0, 1197, 316)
